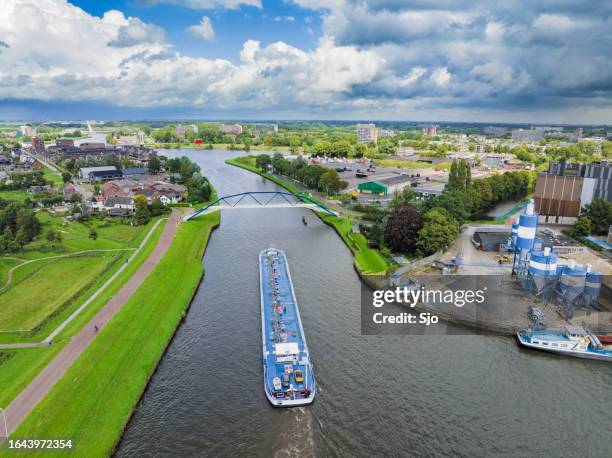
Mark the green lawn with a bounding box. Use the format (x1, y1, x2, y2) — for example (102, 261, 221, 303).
(41, 167, 63, 186)
(0, 256, 115, 332)
(0, 258, 20, 288)
(22, 213, 145, 258)
(0, 344, 66, 408)
(0, 190, 28, 202)
(2, 211, 221, 457)
(319, 213, 389, 274)
(226, 157, 390, 274)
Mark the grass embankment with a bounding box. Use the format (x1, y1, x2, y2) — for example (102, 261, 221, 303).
(3, 211, 220, 457)
(226, 157, 390, 274)
(0, 215, 159, 343)
(0, 256, 111, 331)
(0, 220, 166, 407)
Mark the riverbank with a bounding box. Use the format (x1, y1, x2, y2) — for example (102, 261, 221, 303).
(225, 157, 390, 275)
(1, 211, 220, 456)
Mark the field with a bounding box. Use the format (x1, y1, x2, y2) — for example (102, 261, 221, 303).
(0, 211, 157, 343)
(0, 256, 114, 332)
(2, 211, 221, 457)
(0, 219, 166, 410)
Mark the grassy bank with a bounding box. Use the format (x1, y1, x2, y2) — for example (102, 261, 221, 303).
(226, 157, 390, 274)
(3, 211, 220, 457)
(0, 220, 166, 407)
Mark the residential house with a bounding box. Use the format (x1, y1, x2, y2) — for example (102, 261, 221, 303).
(104, 197, 134, 216)
(63, 182, 79, 201)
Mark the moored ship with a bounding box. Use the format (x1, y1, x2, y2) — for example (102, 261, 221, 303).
(259, 248, 316, 406)
(517, 325, 612, 361)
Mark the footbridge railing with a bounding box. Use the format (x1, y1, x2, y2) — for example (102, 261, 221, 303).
(183, 191, 339, 221)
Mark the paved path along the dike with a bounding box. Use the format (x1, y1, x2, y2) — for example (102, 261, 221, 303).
(0, 209, 182, 440)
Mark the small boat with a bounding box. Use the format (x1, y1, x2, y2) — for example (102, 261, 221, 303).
(517, 325, 612, 362)
(259, 248, 316, 406)
(302, 216, 307, 226)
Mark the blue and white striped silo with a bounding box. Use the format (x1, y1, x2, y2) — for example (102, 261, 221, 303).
(511, 219, 519, 247)
(516, 199, 538, 250)
(528, 248, 558, 294)
(584, 266, 603, 307)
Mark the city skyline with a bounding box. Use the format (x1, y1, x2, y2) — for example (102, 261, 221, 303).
(0, 0, 611, 123)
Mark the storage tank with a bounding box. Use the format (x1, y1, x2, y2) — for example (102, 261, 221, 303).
(559, 262, 587, 318)
(584, 266, 603, 307)
(516, 200, 537, 250)
(528, 248, 558, 294)
(511, 219, 519, 247)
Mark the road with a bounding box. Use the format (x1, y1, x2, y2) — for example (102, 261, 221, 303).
(0, 209, 182, 440)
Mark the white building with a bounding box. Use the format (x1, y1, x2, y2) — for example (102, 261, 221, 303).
(219, 124, 243, 135)
(175, 124, 198, 140)
(20, 125, 35, 137)
(356, 123, 378, 144)
(378, 129, 397, 138)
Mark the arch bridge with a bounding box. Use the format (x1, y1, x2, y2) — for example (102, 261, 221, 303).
(183, 191, 339, 221)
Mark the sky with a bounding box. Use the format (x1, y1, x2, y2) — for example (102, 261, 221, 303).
(0, 0, 610, 123)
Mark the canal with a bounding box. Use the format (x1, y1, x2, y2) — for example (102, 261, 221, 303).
(117, 150, 611, 456)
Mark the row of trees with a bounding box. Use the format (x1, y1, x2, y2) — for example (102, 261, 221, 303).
(0, 199, 41, 253)
(255, 154, 348, 195)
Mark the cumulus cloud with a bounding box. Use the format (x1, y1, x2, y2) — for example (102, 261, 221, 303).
(187, 16, 215, 41)
(0, 0, 611, 122)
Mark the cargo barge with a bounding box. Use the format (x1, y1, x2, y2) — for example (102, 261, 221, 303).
(259, 248, 316, 406)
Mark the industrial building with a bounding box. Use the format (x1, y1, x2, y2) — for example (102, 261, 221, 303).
(533, 160, 612, 224)
(533, 174, 596, 224)
(358, 181, 387, 196)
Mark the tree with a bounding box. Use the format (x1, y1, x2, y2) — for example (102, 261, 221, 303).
(448, 159, 470, 191)
(383, 204, 423, 255)
(187, 173, 211, 202)
(148, 155, 162, 175)
(255, 154, 271, 171)
(62, 171, 72, 183)
(318, 169, 347, 195)
(89, 227, 98, 240)
(69, 193, 81, 204)
(46, 230, 56, 243)
(573, 216, 591, 237)
(133, 195, 150, 226)
(150, 197, 164, 216)
(581, 199, 612, 235)
(312, 141, 332, 157)
(416, 208, 460, 256)
(390, 187, 417, 208)
(354, 143, 367, 158)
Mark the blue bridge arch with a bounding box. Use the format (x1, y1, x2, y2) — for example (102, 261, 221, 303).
(183, 191, 339, 221)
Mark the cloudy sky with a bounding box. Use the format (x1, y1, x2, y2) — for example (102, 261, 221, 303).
(0, 0, 610, 123)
